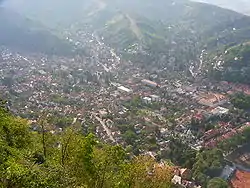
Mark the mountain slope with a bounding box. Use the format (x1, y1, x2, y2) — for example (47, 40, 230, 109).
(0, 8, 74, 55)
(83, 0, 250, 68)
(205, 42, 250, 84)
(4, 0, 250, 68)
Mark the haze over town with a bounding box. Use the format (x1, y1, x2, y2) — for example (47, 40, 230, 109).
(1, 0, 250, 187)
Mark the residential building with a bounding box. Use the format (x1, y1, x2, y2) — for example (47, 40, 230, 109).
(198, 93, 228, 107)
(211, 106, 229, 116)
(231, 170, 250, 188)
(172, 167, 198, 188)
(180, 168, 192, 180)
(117, 86, 132, 93)
(150, 94, 161, 102)
(141, 79, 159, 88)
(172, 175, 182, 185)
(143, 97, 152, 104)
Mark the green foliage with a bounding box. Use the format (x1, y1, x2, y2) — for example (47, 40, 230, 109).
(218, 126, 250, 152)
(224, 43, 250, 67)
(51, 94, 70, 105)
(47, 115, 73, 128)
(0, 107, 31, 150)
(123, 130, 137, 145)
(207, 177, 228, 188)
(231, 92, 250, 110)
(166, 138, 197, 169)
(120, 156, 173, 188)
(192, 149, 225, 186)
(207, 43, 250, 84)
(0, 105, 174, 188)
(0, 105, 36, 187)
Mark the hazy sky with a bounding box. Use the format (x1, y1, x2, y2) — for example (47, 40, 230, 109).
(0, 0, 5, 5)
(3, 0, 250, 17)
(193, 0, 250, 15)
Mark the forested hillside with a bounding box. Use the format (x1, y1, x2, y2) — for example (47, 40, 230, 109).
(4, 0, 250, 69)
(0, 8, 74, 55)
(90, 0, 250, 69)
(0, 100, 173, 188)
(205, 42, 250, 84)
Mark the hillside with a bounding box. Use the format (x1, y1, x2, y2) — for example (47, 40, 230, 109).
(0, 101, 174, 188)
(82, 0, 250, 69)
(205, 42, 250, 84)
(0, 8, 75, 55)
(5, 0, 250, 69)
(2, 0, 250, 74)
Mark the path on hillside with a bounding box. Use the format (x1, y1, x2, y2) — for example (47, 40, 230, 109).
(93, 114, 116, 143)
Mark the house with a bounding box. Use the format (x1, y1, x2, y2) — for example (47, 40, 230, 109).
(176, 88, 185, 95)
(198, 92, 228, 107)
(211, 106, 229, 116)
(231, 170, 250, 188)
(203, 129, 220, 141)
(150, 94, 161, 102)
(172, 173, 197, 188)
(221, 129, 237, 140)
(204, 139, 218, 148)
(117, 86, 132, 93)
(172, 175, 182, 185)
(141, 79, 159, 88)
(174, 167, 192, 180)
(38, 70, 46, 75)
(180, 168, 192, 180)
(193, 113, 204, 121)
(182, 180, 195, 188)
(99, 109, 108, 118)
(143, 97, 152, 104)
(182, 86, 197, 93)
(218, 122, 231, 128)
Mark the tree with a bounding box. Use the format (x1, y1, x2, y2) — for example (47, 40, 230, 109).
(123, 130, 137, 145)
(167, 138, 197, 168)
(207, 177, 228, 188)
(121, 156, 173, 188)
(192, 149, 225, 186)
(0, 103, 174, 188)
(230, 93, 250, 110)
(94, 145, 126, 188)
(0, 104, 48, 187)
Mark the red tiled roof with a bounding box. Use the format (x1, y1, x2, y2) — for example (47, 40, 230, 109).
(204, 129, 220, 138)
(231, 170, 250, 188)
(204, 139, 217, 148)
(238, 123, 250, 132)
(141, 79, 158, 86)
(219, 122, 231, 128)
(194, 113, 203, 120)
